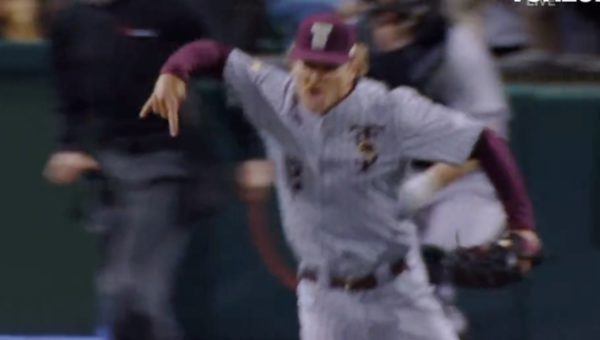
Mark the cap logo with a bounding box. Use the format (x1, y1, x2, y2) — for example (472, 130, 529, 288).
(310, 22, 333, 50)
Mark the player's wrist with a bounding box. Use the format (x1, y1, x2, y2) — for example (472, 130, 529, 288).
(158, 72, 186, 84)
(430, 162, 476, 188)
(398, 171, 442, 212)
(159, 68, 188, 84)
(415, 170, 445, 193)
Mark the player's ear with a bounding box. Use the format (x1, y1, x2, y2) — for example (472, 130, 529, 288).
(349, 43, 369, 77)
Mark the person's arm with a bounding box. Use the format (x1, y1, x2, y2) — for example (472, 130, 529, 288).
(471, 129, 533, 230)
(399, 160, 479, 212)
(50, 11, 87, 152)
(139, 40, 233, 136)
(392, 88, 537, 233)
(160, 40, 233, 82)
(45, 11, 100, 185)
(471, 129, 541, 271)
(142, 39, 290, 137)
(402, 23, 512, 202)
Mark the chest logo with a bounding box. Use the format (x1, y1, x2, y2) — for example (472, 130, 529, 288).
(350, 125, 384, 172)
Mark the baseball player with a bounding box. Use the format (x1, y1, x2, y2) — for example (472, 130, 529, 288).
(141, 13, 540, 340)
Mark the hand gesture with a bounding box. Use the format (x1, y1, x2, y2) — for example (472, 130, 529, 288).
(140, 73, 187, 137)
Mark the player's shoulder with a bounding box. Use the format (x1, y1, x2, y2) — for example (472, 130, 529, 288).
(227, 49, 289, 82)
(357, 78, 422, 100)
(352, 80, 425, 126)
(386, 85, 427, 110)
(385, 86, 441, 127)
(225, 49, 293, 112)
(355, 79, 421, 107)
(354, 78, 391, 107)
(350, 78, 388, 118)
(356, 77, 388, 93)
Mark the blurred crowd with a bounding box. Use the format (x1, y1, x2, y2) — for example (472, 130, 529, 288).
(0, 0, 598, 53)
(2, 0, 600, 82)
(1, 0, 599, 57)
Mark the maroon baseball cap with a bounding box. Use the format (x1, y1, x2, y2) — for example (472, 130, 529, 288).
(290, 13, 357, 66)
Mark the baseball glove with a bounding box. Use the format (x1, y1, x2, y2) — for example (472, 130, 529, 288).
(423, 232, 543, 289)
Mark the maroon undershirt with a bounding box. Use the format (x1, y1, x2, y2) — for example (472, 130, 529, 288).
(161, 40, 535, 231)
(161, 40, 232, 81)
(471, 129, 534, 230)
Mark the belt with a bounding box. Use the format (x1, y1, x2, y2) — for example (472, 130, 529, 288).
(298, 259, 407, 291)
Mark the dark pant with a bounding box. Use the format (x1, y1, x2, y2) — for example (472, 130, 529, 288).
(89, 150, 222, 340)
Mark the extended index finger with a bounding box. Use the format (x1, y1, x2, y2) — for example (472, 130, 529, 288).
(167, 103, 180, 137)
(139, 97, 154, 119)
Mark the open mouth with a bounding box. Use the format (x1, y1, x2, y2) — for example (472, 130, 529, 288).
(308, 87, 321, 95)
(301, 85, 327, 111)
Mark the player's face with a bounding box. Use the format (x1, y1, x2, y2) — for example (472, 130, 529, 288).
(291, 60, 357, 114)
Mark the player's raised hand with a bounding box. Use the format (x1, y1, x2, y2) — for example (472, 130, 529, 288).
(140, 73, 187, 137)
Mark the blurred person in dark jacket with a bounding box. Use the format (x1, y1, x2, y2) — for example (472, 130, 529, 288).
(42, 0, 260, 339)
(191, 0, 267, 52)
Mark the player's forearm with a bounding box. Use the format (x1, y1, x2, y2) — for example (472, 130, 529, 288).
(471, 129, 535, 230)
(160, 40, 233, 81)
(397, 161, 478, 211)
(428, 160, 479, 188)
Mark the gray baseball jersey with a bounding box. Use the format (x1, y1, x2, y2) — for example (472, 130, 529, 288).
(224, 49, 483, 277)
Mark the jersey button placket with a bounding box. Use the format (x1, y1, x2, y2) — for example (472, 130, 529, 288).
(313, 118, 325, 205)
(318, 118, 335, 203)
